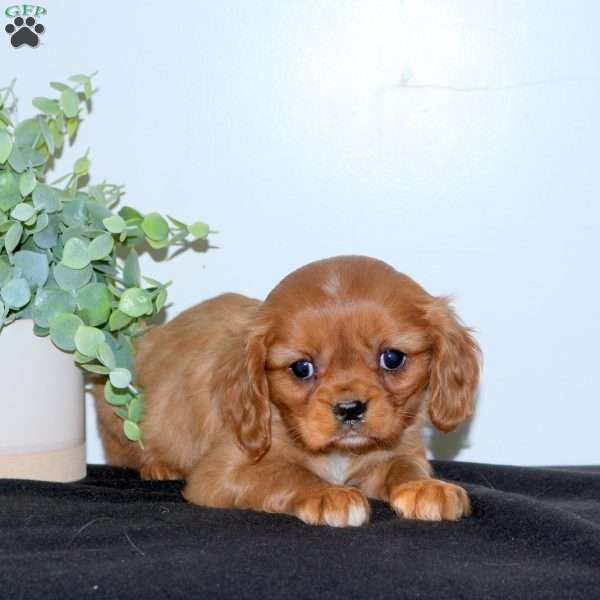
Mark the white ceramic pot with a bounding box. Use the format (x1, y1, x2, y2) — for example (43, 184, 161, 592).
(0, 319, 85, 481)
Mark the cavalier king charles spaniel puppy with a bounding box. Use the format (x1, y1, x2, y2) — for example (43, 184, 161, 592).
(95, 256, 480, 527)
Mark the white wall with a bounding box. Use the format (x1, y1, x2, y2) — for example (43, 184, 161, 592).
(4, 0, 599, 466)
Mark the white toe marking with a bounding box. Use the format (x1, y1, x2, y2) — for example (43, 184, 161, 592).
(418, 503, 442, 521)
(324, 511, 344, 527)
(347, 503, 368, 526)
(322, 500, 368, 527)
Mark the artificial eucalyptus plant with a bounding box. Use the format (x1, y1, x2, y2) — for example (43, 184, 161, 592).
(0, 73, 209, 445)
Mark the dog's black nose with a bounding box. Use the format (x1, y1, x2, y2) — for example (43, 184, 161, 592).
(333, 400, 367, 424)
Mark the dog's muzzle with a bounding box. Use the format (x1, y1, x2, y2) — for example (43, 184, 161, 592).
(332, 400, 367, 425)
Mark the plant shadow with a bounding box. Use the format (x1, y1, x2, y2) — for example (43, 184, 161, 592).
(124, 239, 217, 328)
(137, 237, 216, 262)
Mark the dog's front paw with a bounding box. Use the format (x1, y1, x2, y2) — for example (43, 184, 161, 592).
(294, 486, 370, 527)
(390, 479, 470, 521)
(140, 461, 182, 481)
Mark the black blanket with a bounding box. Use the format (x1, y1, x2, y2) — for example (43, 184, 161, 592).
(1, 461, 599, 599)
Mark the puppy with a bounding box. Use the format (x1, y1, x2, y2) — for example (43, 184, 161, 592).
(95, 256, 480, 526)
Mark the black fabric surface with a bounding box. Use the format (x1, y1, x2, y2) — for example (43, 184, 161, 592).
(1, 461, 599, 599)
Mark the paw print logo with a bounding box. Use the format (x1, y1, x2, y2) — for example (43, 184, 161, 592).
(5, 16, 45, 48)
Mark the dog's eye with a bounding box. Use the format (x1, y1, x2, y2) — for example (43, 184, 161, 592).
(289, 360, 315, 380)
(379, 349, 406, 371)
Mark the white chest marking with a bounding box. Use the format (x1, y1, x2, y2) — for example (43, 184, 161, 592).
(324, 453, 351, 485)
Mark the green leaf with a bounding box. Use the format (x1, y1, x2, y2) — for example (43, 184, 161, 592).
(93, 263, 117, 277)
(59, 88, 79, 118)
(74, 156, 90, 177)
(155, 287, 168, 312)
(167, 215, 187, 229)
(32, 184, 60, 213)
(109, 367, 132, 389)
(32, 210, 49, 233)
(119, 206, 143, 222)
(24, 212, 37, 227)
(10, 202, 36, 221)
(146, 237, 170, 249)
(87, 200, 112, 227)
(88, 186, 105, 204)
(50, 81, 70, 92)
(81, 364, 110, 375)
(8, 145, 26, 172)
(4, 221, 23, 253)
(61, 237, 90, 269)
(113, 407, 129, 419)
(12, 250, 49, 288)
(141, 212, 169, 241)
(60, 197, 87, 227)
(104, 381, 132, 406)
(19, 170, 37, 197)
(53, 263, 93, 291)
(123, 420, 141, 441)
(61, 225, 85, 244)
(84, 80, 93, 101)
(76, 282, 112, 326)
(56, 112, 65, 131)
(32, 97, 60, 115)
(88, 232, 114, 261)
(107, 281, 122, 298)
(66, 118, 78, 139)
(33, 324, 49, 337)
(108, 309, 132, 331)
(118, 287, 153, 318)
(49, 313, 83, 351)
(32, 288, 76, 328)
(48, 120, 64, 150)
(0, 129, 12, 163)
(0, 171, 20, 211)
(102, 214, 126, 234)
(142, 276, 163, 288)
(0, 277, 31, 308)
(96, 341, 116, 370)
(188, 221, 210, 239)
(15, 119, 40, 148)
(68, 74, 89, 85)
(38, 116, 54, 154)
(122, 249, 140, 287)
(112, 336, 133, 363)
(73, 350, 94, 364)
(128, 394, 144, 423)
(0, 258, 10, 287)
(74, 325, 105, 356)
(19, 147, 45, 168)
(0, 110, 13, 127)
(33, 215, 59, 249)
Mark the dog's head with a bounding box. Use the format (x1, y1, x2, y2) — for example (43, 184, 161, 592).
(218, 256, 480, 460)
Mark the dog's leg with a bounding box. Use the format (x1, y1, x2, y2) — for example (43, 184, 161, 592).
(183, 457, 370, 527)
(359, 456, 470, 521)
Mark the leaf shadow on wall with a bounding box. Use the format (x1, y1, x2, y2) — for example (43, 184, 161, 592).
(134, 238, 214, 326)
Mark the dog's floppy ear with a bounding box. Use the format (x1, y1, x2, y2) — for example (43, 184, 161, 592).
(426, 297, 481, 432)
(211, 327, 271, 462)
